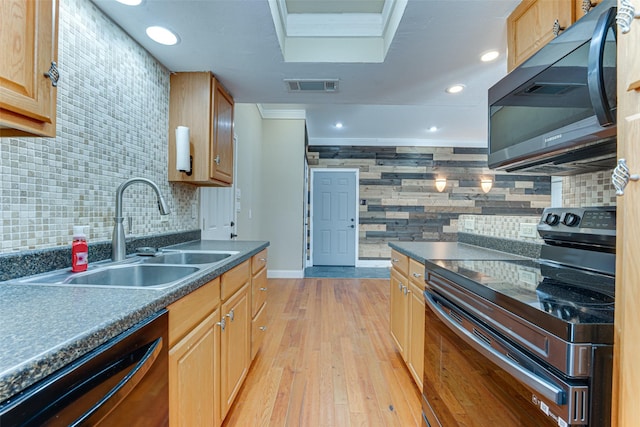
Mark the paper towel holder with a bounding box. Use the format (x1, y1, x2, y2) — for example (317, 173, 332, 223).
(179, 156, 193, 176)
(175, 125, 192, 176)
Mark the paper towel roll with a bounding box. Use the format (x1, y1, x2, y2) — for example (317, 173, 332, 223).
(176, 126, 191, 172)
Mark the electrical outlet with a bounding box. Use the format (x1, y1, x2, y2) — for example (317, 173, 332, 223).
(464, 217, 475, 232)
(519, 223, 538, 238)
(518, 268, 538, 287)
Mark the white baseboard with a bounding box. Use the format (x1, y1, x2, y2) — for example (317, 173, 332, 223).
(356, 259, 391, 268)
(267, 269, 304, 279)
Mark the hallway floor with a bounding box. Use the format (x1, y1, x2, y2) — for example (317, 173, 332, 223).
(222, 277, 422, 426)
(304, 266, 390, 279)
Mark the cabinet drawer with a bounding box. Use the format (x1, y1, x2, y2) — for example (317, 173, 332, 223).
(390, 249, 408, 276)
(168, 278, 220, 348)
(409, 258, 425, 285)
(252, 267, 268, 317)
(251, 302, 268, 360)
(221, 260, 250, 301)
(251, 249, 268, 275)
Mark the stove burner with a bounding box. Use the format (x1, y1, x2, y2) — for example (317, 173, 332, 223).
(536, 279, 614, 323)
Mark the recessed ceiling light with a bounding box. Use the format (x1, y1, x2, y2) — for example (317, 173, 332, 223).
(335, 122, 343, 129)
(480, 50, 500, 62)
(428, 126, 438, 132)
(146, 26, 179, 46)
(445, 84, 465, 94)
(115, 0, 142, 5)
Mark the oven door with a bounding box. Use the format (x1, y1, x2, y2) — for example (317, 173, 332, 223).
(423, 290, 589, 427)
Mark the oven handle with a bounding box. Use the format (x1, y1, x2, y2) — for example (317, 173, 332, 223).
(424, 290, 565, 405)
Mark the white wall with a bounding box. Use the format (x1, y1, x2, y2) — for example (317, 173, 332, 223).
(234, 104, 264, 240)
(260, 119, 306, 276)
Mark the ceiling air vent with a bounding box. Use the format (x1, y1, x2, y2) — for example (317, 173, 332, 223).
(284, 79, 339, 93)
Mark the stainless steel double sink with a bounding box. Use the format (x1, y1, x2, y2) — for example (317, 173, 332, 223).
(13, 250, 238, 290)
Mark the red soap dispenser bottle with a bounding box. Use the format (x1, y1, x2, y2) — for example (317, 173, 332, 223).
(72, 226, 88, 272)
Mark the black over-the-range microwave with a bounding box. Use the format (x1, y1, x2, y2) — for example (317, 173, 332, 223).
(488, 0, 617, 176)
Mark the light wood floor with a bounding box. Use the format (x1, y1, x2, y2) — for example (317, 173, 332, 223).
(222, 278, 423, 427)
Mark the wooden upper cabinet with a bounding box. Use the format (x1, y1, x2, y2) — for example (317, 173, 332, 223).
(613, 7, 640, 426)
(169, 72, 234, 186)
(210, 79, 234, 184)
(507, 0, 575, 71)
(574, 0, 602, 20)
(0, 0, 59, 137)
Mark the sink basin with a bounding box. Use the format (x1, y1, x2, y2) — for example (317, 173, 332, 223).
(142, 251, 233, 265)
(64, 264, 200, 288)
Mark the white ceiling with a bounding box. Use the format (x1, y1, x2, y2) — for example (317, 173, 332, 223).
(91, 0, 520, 147)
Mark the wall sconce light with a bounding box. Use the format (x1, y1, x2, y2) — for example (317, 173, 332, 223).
(481, 179, 493, 193)
(435, 178, 447, 192)
(176, 126, 192, 176)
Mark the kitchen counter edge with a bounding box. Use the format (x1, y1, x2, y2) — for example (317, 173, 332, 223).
(0, 240, 269, 402)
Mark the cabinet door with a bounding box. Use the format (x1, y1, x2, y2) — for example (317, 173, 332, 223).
(251, 266, 267, 317)
(507, 0, 575, 71)
(408, 281, 425, 391)
(169, 308, 221, 427)
(390, 268, 409, 359)
(251, 301, 268, 360)
(220, 283, 250, 419)
(613, 6, 640, 426)
(0, 0, 58, 137)
(210, 78, 234, 184)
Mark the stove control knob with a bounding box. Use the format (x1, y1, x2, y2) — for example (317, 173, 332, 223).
(563, 213, 581, 227)
(544, 213, 561, 226)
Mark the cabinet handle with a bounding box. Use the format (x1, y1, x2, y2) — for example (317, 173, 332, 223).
(403, 286, 409, 296)
(260, 287, 267, 291)
(259, 258, 267, 262)
(259, 326, 267, 332)
(216, 318, 226, 331)
(552, 19, 565, 37)
(214, 154, 220, 165)
(392, 258, 399, 263)
(413, 272, 422, 278)
(582, 0, 596, 15)
(398, 283, 403, 291)
(44, 61, 59, 87)
(617, 0, 640, 34)
(612, 159, 639, 195)
(226, 309, 235, 322)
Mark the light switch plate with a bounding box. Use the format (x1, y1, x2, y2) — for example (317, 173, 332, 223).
(519, 223, 538, 238)
(464, 217, 475, 232)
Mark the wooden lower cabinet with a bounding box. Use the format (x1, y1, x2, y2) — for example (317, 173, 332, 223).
(389, 250, 425, 392)
(220, 282, 250, 419)
(390, 267, 409, 356)
(169, 308, 221, 427)
(407, 260, 425, 391)
(168, 278, 221, 427)
(250, 249, 268, 359)
(168, 259, 254, 426)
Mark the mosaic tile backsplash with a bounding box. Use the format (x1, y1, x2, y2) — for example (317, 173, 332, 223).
(0, 0, 198, 253)
(562, 169, 617, 207)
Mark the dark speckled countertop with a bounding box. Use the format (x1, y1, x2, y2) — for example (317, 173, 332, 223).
(389, 241, 531, 264)
(0, 240, 268, 402)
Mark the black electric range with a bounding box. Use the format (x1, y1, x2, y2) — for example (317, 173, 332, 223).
(422, 206, 616, 427)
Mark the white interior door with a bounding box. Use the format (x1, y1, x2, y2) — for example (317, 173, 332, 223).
(201, 186, 235, 240)
(201, 135, 237, 240)
(311, 169, 358, 266)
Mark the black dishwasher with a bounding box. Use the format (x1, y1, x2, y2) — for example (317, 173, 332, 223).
(0, 310, 168, 426)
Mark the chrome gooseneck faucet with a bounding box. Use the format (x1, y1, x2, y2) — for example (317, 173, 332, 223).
(112, 177, 170, 261)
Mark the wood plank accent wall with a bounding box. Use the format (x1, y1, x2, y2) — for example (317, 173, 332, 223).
(307, 146, 551, 260)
